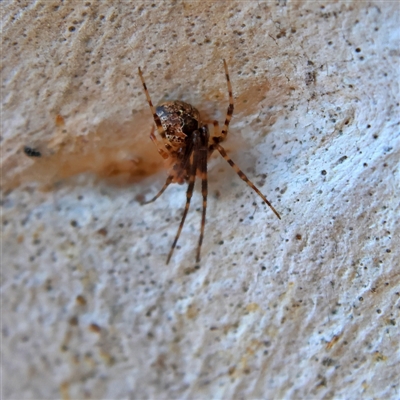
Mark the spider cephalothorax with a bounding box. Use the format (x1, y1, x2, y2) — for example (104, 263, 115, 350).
(138, 60, 280, 264)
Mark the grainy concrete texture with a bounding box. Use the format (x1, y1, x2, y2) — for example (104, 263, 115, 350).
(2, 1, 399, 399)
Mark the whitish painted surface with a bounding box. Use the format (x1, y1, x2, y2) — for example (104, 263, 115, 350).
(2, 2, 399, 399)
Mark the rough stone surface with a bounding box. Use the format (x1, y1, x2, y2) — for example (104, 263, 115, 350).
(2, 1, 399, 399)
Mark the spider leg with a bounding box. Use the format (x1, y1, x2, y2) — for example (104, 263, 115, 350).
(214, 143, 281, 220)
(202, 120, 220, 134)
(213, 59, 234, 144)
(149, 126, 169, 160)
(138, 67, 170, 146)
(213, 120, 220, 136)
(166, 148, 198, 264)
(196, 138, 208, 263)
(207, 121, 220, 158)
(142, 175, 173, 205)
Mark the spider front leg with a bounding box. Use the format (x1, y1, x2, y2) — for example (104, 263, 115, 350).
(138, 66, 170, 147)
(140, 126, 175, 205)
(149, 126, 169, 160)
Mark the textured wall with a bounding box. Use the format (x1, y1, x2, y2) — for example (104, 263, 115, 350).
(2, 1, 399, 399)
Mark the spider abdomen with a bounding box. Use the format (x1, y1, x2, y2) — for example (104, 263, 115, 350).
(156, 101, 201, 145)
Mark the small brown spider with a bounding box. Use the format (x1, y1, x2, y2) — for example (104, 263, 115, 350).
(138, 60, 281, 264)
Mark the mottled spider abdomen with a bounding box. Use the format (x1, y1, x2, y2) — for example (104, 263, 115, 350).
(156, 101, 201, 145)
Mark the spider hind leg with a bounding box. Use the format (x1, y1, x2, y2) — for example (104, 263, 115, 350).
(213, 60, 234, 143)
(166, 150, 198, 265)
(196, 134, 209, 263)
(142, 175, 173, 205)
(214, 143, 281, 220)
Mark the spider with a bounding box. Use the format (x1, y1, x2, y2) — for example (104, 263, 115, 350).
(138, 60, 281, 264)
